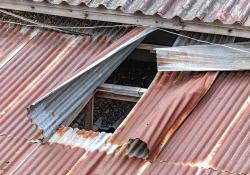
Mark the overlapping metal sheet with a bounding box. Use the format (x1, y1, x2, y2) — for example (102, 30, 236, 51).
(157, 71, 250, 174)
(157, 42, 250, 71)
(108, 32, 235, 162)
(34, 0, 250, 26)
(0, 12, 153, 141)
(143, 161, 235, 175)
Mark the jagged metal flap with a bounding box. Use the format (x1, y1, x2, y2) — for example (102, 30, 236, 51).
(156, 42, 250, 71)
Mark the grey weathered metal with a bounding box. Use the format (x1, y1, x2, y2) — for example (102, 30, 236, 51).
(157, 42, 250, 71)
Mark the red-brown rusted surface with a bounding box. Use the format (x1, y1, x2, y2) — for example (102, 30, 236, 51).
(143, 161, 235, 175)
(0, 22, 145, 141)
(157, 71, 250, 174)
(0, 136, 38, 174)
(109, 71, 217, 161)
(69, 150, 146, 175)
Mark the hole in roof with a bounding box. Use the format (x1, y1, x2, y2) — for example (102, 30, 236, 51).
(69, 30, 177, 133)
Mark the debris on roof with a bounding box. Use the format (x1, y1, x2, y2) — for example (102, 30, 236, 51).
(34, 0, 250, 26)
(157, 42, 250, 71)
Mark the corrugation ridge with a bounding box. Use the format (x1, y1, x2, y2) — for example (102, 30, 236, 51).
(1, 32, 69, 113)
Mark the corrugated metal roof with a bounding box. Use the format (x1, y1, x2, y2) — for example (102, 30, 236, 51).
(2, 11, 250, 174)
(144, 161, 236, 175)
(157, 71, 250, 174)
(34, 0, 250, 26)
(156, 42, 250, 71)
(0, 12, 153, 141)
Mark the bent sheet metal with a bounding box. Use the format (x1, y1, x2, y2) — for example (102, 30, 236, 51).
(27, 26, 155, 140)
(0, 12, 155, 141)
(157, 42, 250, 71)
(109, 32, 235, 162)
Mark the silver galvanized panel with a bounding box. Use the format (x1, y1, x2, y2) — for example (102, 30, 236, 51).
(157, 42, 250, 71)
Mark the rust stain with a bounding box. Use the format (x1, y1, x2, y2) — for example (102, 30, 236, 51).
(157, 71, 250, 174)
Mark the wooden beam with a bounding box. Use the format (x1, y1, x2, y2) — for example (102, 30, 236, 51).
(98, 83, 147, 97)
(95, 91, 140, 102)
(136, 43, 168, 53)
(62, 84, 146, 128)
(1, 0, 250, 38)
(85, 97, 94, 131)
(95, 84, 147, 102)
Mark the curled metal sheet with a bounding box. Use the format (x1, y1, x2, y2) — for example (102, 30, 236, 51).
(0, 11, 154, 141)
(108, 32, 235, 162)
(109, 71, 218, 161)
(34, 0, 250, 26)
(27, 27, 154, 140)
(157, 42, 250, 71)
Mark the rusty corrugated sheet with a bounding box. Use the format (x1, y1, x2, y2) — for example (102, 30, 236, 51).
(157, 71, 250, 174)
(0, 13, 153, 141)
(10, 142, 87, 175)
(34, 0, 250, 26)
(0, 136, 39, 174)
(108, 32, 234, 162)
(143, 161, 235, 175)
(157, 42, 250, 71)
(109, 71, 217, 161)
